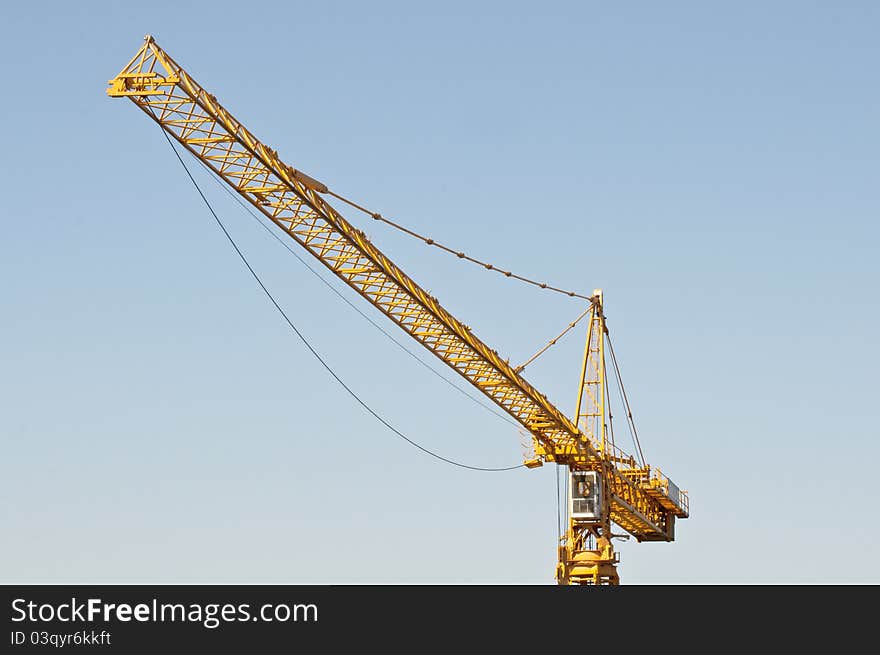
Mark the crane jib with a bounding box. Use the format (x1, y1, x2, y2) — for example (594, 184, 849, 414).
(107, 36, 688, 550)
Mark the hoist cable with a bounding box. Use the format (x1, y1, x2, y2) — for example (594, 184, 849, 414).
(555, 465, 560, 543)
(189, 155, 521, 430)
(160, 127, 525, 472)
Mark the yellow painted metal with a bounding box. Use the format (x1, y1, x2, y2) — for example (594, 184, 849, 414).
(558, 292, 690, 584)
(560, 292, 620, 584)
(107, 36, 689, 581)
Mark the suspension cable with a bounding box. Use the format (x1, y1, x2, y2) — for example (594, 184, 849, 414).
(190, 155, 521, 430)
(160, 127, 525, 472)
(606, 332, 646, 467)
(515, 303, 594, 373)
(324, 189, 592, 300)
(603, 343, 617, 459)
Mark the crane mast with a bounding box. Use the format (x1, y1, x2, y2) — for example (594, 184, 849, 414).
(107, 36, 689, 584)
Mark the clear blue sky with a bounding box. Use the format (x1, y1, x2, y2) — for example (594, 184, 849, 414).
(2, 1, 877, 583)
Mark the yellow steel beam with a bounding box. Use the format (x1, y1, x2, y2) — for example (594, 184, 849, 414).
(107, 36, 683, 542)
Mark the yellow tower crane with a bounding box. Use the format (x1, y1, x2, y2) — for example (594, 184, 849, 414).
(107, 36, 689, 585)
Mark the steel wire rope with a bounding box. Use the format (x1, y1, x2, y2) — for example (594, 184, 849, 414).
(324, 190, 592, 300)
(603, 343, 618, 459)
(160, 127, 525, 472)
(556, 464, 562, 545)
(515, 305, 594, 374)
(606, 333, 647, 467)
(189, 155, 522, 430)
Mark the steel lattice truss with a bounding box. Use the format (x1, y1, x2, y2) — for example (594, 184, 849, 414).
(108, 37, 687, 541)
